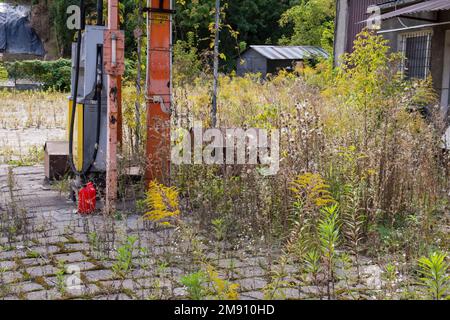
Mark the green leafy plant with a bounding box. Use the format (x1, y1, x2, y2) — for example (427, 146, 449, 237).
(417, 252, 449, 300)
(211, 218, 226, 262)
(318, 204, 340, 300)
(180, 271, 208, 300)
(55, 260, 67, 295)
(112, 236, 138, 279)
(304, 249, 321, 289)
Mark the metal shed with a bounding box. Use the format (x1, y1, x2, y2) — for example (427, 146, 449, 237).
(237, 45, 329, 77)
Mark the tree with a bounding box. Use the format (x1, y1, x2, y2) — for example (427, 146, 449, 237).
(279, 0, 335, 53)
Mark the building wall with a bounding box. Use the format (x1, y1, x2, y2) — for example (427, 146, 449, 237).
(237, 50, 267, 76)
(335, 0, 450, 116)
(379, 10, 450, 113)
(346, 0, 384, 52)
(334, 0, 349, 65)
(334, 0, 384, 65)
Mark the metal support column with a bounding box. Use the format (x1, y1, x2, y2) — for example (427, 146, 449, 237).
(145, 0, 173, 185)
(104, 0, 125, 213)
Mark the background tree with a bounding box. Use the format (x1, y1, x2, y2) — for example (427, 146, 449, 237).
(279, 0, 335, 53)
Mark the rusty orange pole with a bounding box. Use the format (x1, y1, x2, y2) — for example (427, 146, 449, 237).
(117, 78, 123, 147)
(104, 0, 125, 213)
(145, 0, 173, 185)
(117, 6, 123, 148)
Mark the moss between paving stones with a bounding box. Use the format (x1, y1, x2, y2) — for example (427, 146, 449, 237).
(33, 275, 51, 290)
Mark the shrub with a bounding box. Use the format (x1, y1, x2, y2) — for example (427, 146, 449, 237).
(4, 59, 72, 91)
(0, 63, 8, 81)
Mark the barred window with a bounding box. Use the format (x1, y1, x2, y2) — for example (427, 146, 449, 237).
(400, 31, 432, 79)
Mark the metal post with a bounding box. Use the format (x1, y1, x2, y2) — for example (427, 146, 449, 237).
(104, 0, 124, 213)
(145, 0, 173, 185)
(211, 0, 220, 128)
(96, 0, 103, 26)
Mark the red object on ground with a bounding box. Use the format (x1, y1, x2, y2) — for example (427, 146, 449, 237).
(78, 182, 96, 214)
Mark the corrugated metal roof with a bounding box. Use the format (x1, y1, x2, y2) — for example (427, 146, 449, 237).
(249, 45, 329, 60)
(380, 0, 450, 20)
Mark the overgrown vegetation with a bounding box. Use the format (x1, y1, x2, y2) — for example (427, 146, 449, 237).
(0, 11, 449, 299)
(3, 59, 71, 91)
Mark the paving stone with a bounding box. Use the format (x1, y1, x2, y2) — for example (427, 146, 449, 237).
(131, 268, 153, 279)
(138, 277, 172, 289)
(241, 256, 269, 267)
(301, 286, 322, 296)
(11, 281, 45, 293)
(26, 289, 62, 300)
(0, 250, 27, 260)
(218, 258, 247, 269)
(53, 251, 89, 263)
(238, 266, 266, 278)
(38, 237, 68, 246)
(165, 267, 184, 277)
(27, 245, 59, 256)
(69, 234, 89, 243)
(133, 288, 168, 299)
(0, 260, 16, 271)
(83, 269, 116, 282)
(362, 265, 383, 289)
(95, 293, 132, 300)
(1, 295, 20, 300)
(64, 243, 90, 252)
(1, 271, 22, 284)
(240, 291, 265, 300)
(67, 283, 101, 297)
(173, 287, 187, 297)
(238, 277, 267, 291)
(27, 265, 57, 277)
(99, 279, 139, 291)
(21, 257, 50, 267)
(282, 288, 305, 300)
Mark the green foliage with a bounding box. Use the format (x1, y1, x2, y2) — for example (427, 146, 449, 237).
(319, 204, 340, 256)
(7, 146, 45, 167)
(112, 235, 138, 279)
(49, 0, 103, 56)
(318, 204, 340, 299)
(175, 0, 293, 70)
(417, 252, 449, 300)
(45, 0, 331, 72)
(334, 29, 403, 113)
(180, 271, 208, 300)
(173, 32, 202, 86)
(206, 264, 240, 300)
(49, 0, 79, 56)
(211, 218, 226, 242)
(4, 59, 71, 91)
(0, 63, 8, 81)
(279, 0, 335, 53)
(55, 260, 67, 295)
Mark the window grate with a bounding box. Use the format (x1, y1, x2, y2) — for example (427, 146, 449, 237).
(400, 31, 432, 80)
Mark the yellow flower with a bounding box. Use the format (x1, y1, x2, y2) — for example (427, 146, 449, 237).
(144, 181, 180, 227)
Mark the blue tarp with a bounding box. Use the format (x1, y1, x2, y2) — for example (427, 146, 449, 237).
(0, 4, 44, 56)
